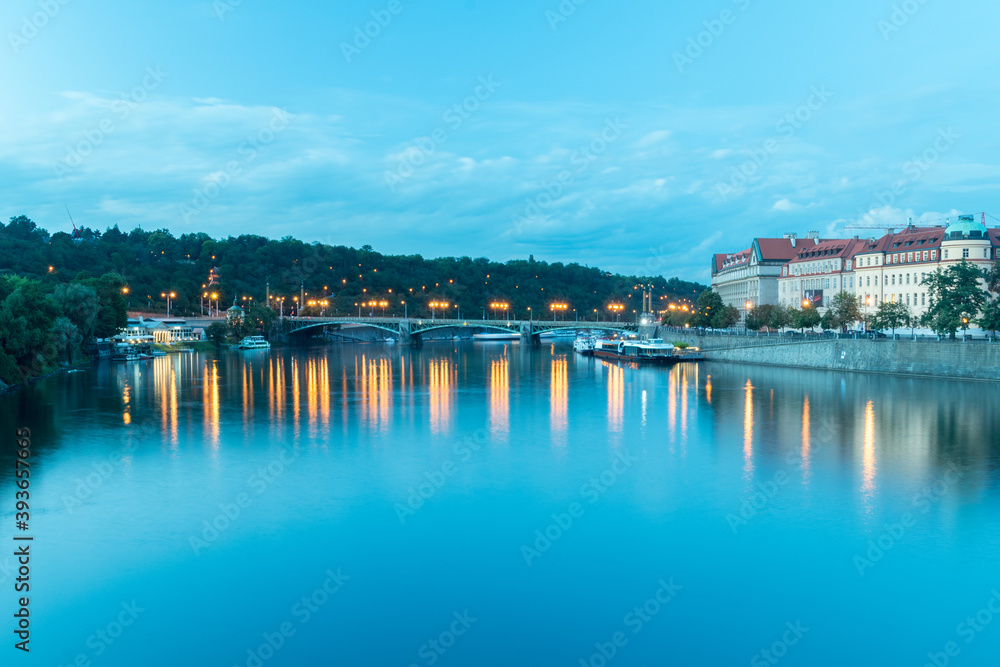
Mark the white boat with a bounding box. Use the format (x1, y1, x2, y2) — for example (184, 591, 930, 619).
(238, 336, 271, 350)
(473, 332, 520, 341)
(573, 336, 596, 355)
(384, 338, 397, 345)
(112, 343, 142, 362)
(539, 329, 577, 339)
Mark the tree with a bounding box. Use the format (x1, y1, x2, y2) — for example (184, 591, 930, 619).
(869, 300, 912, 336)
(820, 310, 836, 331)
(830, 292, 862, 331)
(744, 311, 763, 332)
(710, 304, 739, 330)
(692, 290, 725, 328)
(793, 306, 820, 332)
(50, 283, 100, 342)
(920, 261, 987, 339)
(767, 305, 793, 331)
(49, 317, 82, 364)
(984, 263, 1000, 296)
(206, 322, 228, 347)
(978, 300, 1000, 339)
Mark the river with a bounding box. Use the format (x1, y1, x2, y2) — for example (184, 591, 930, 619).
(2, 343, 999, 666)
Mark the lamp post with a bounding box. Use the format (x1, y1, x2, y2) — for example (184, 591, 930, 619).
(401, 300, 407, 319)
(210, 292, 219, 318)
(122, 286, 130, 309)
(161, 291, 176, 317)
(429, 301, 448, 320)
(490, 302, 509, 321)
(608, 303, 624, 322)
(864, 296, 871, 334)
(549, 303, 568, 321)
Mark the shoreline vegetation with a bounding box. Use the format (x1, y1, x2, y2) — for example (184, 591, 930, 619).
(0, 214, 706, 388)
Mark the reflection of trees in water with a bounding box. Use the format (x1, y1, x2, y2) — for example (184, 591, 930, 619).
(703, 362, 1000, 490)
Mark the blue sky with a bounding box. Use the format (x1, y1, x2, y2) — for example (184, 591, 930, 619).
(1, 0, 997, 282)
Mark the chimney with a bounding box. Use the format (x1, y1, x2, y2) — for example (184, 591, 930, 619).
(807, 231, 820, 240)
(783, 232, 797, 248)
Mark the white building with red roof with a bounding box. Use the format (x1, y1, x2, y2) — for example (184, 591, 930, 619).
(712, 233, 820, 317)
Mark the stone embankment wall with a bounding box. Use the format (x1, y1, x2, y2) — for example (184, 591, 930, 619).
(664, 332, 1000, 381)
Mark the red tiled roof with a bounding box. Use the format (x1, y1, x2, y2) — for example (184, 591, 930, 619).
(756, 237, 818, 261)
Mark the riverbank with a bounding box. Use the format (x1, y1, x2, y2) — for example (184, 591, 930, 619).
(0, 359, 92, 396)
(686, 336, 1000, 381)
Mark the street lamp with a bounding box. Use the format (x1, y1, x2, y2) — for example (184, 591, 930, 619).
(490, 302, 510, 321)
(161, 291, 176, 317)
(549, 303, 568, 321)
(864, 295, 871, 333)
(429, 301, 448, 320)
(211, 292, 219, 318)
(401, 300, 407, 319)
(608, 303, 625, 322)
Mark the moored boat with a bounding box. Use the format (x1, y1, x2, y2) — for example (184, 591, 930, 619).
(593, 338, 704, 364)
(238, 335, 271, 350)
(573, 336, 596, 355)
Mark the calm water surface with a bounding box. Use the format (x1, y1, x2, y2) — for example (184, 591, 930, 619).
(3, 343, 1000, 666)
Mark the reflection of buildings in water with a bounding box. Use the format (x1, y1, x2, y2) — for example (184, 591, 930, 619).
(550, 356, 568, 447)
(606, 362, 624, 434)
(703, 364, 1000, 498)
(428, 358, 456, 436)
(202, 359, 220, 449)
(490, 356, 510, 442)
(743, 379, 754, 478)
(359, 356, 393, 433)
(801, 394, 811, 482)
(862, 399, 876, 504)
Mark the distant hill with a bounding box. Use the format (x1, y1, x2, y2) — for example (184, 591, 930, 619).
(0, 215, 707, 319)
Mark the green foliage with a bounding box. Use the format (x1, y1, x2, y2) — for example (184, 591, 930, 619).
(710, 304, 739, 329)
(920, 262, 988, 338)
(978, 300, 1000, 334)
(793, 306, 821, 331)
(869, 300, 912, 334)
(767, 305, 793, 331)
(672, 342, 689, 349)
(830, 292, 862, 330)
(205, 322, 228, 347)
(820, 310, 836, 331)
(0, 215, 707, 320)
(691, 290, 724, 328)
(744, 312, 763, 332)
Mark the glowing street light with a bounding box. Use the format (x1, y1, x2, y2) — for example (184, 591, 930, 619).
(490, 301, 510, 321)
(607, 303, 625, 322)
(161, 291, 176, 317)
(429, 301, 449, 320)
(549, 302, 568, 321)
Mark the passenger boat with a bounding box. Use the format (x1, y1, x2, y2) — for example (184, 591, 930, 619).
(112, 343, 142, 362)
(238, 335, 271, 350)
(593, 338, 704, 365)
(573, 336, 596, 355)
(473, 333, 520, 341)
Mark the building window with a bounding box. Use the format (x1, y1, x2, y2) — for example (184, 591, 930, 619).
(921, 293, 925, 306)
(944, 250, 949, 259)
(906, 294, 910, 305)
(891, 275, 895, 285)
(923, 251, 928, 261)
(962, 248, 969, 258)
(906, 274, 910, 285)
(866, 276, 870, 287)
(931, 250, 937, 260)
